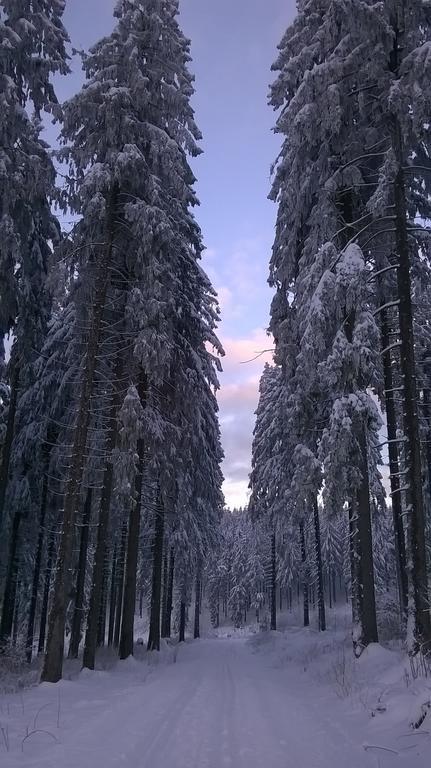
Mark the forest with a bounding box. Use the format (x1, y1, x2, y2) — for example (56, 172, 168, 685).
(1, 1, 431, 766)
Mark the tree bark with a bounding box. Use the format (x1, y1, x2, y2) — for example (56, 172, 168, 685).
(300, 522, 309, 627)
(147, 493, 165, 651)
(0, 364, 19, 529)
(119, 434, 145, 660)
(328, 569, 332, 610)
(107, 543, 117, 648)
(342, 304, 378, 653)
(113, 521, 127, 649)
(423, 384, 431, 515)
(179, 600, 186, 643)
(26, 466, 50, 663)
(38, 523, 57, 655)
(313, 498, 326, 632)
(390, 19, 431, 654)
(41, 188, 118, 683)
(193, 568, 201, 640)
(0, 508, 21, 646)
(83, 356, 123, 670)
(68, 489, 92, 659)
(12, 580, 20, 646)
(162, 547, 175, 638)
(349, 504, 360, 633)
(353, 428, 378, 654)
(378, 286, 408, 621)
(97, 545, 110, 648)
(270, 531, 277, 631)
(161, 550, 169, 637)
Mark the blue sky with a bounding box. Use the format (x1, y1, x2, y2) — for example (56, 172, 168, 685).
(58, 0, 296, 507)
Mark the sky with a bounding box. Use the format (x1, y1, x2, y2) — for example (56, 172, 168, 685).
(56, 0, 297, 509)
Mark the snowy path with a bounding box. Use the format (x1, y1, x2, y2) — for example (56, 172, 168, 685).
(2, 635, 427, 767)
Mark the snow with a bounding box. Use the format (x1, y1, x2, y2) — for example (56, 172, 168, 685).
(2, 617, 430, 767)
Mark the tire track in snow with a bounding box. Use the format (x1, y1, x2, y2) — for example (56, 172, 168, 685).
(8, 637, 382, 768)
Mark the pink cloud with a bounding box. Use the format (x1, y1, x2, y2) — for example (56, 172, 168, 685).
(218, 380, 260, 409)
(221, 328, 274, 375)
(201, 242, 275, 509)
(216, 329, 274, 509)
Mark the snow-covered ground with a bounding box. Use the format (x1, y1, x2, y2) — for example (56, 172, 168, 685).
(1, 619, 430, 767)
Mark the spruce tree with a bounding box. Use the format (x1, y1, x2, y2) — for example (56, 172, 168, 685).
(42, 0, 223, 679)
(268, 0, 431, 653)
(0, 0, 69, 530)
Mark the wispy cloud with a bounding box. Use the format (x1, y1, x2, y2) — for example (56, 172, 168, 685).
(203, 238, 272, 332)
(221, 329, 273, 371)
(217, 331, 273, 509)
(203, 239, 275, 510)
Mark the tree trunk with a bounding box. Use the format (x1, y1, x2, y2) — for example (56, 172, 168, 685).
(423, 384, 431, 514)
(113, 521, 127, 649)
(313, 499, 326, 632)
(26, 467, 50, 663)
(12, 580, 20, 646)
(161, 550, 169, 637)
(349, 504, 360, 631)
(0, 364, 19, 529)
(38, 523, 57, 655)
(300, 522, 309, 627)
(119, 435, 145, 660)
(0, 508, 21, 646)
(68, 489, 92, 659)
(270, 531, 277, 631)
(328, 569, 333, 610)
(147, 493, 165, 652)
(378, 270, 408, 621)
(193, 568, 201, 640)
(41, 188, 118, 683)
(352, 428, 378, 655)
(107, 544, 117, 648)
(342, 300, 378, 653)
(83, 356, 123, 670)
(391, 27, 431, 654)
(162, 547, 175, 639)
(179, 600, 186, 643)
(97, 545, 110, 648)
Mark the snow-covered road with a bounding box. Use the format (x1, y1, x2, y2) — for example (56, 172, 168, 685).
(3, 635, 428, 767)
(3, 637, 365, 767)
(110, 638, 368, 768)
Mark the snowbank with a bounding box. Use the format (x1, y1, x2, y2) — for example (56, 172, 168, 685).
(249, 620, 431, 765)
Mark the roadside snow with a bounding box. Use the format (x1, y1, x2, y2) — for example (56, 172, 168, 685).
(249, 622, 431, 767)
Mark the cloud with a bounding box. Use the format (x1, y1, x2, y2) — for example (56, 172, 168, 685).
(220, 328, 273, 374)
(202, 241, 275, 510)
(215, 285, 235, 315)
(217, 331, 274, 509)
(223, 479, 251, 511)
(202, 238, 273, 331)
(218, 379, 261, 409)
